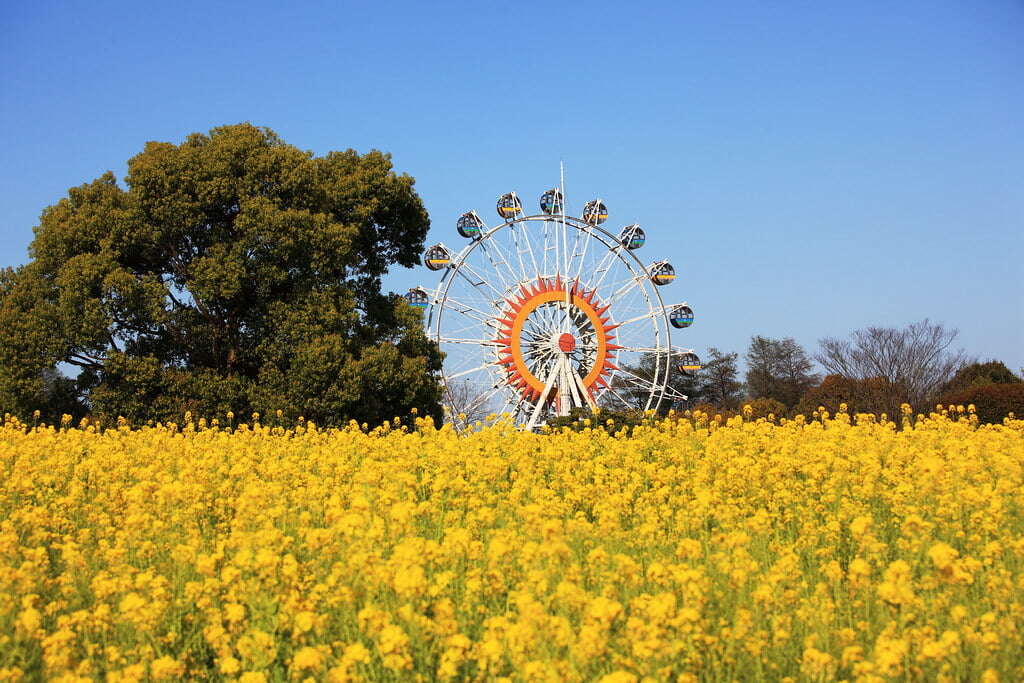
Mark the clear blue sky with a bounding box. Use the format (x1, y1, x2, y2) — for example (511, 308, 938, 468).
(2, 0, 1022, 375)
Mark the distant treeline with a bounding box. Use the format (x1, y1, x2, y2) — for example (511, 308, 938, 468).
(641, 321, 1022, 425)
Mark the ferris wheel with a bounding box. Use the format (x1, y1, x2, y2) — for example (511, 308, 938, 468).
(409, 183, 700, 430)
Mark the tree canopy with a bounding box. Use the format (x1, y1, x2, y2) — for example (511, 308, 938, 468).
(697, 347, 744, 410)
(744, 336, 819, 410)
(940, 360, 1021, 395)
(0, 123, 442, 425)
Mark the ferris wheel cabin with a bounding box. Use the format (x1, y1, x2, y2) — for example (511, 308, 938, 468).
(457, 212, 484, 239)
(424, 244, 452, 270)
(650, 261, 676, 285)
(670, 305, 694, 329)
(618, 224, 646, 250)
(497, 192, 522, 220)
(677, 352, 702, 376)
(582, 200, 608, 225)
(405, 288, 429, 308)
(540, 188, 564, 215)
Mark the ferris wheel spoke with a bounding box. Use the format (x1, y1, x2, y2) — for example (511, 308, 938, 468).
(596, 384, 644, 412)
(613, 345, 672, 354)
(452, 260, 511, 301)
(565, 227, 588, 280)
(523, 315, 557, 339)
(571, 231, 621, 293)
(607, 365, 672, 411)
(541, 219, 558, 277)
(620, 350, 675, 384)
(568, 226, 610, 287)
(438, 337, 503, 347)
(529, 349, 558, 369)
(473, 383, 519, 415)
(516, 218, 545, 280)
(613, 309, 667, 327)
(435, 289, 495, 316)
(530, 315, 557, 340)
(610, 364, 660, 387)
(475, 236, 523, 291)
(601, 274, 650, 310)
(520, 328, 542, 342)
(541, 303, 565, 333)
(523, 322, 552, 341)
(561, 214, 577, 282)
(524, 355, 551, 374)
(660, 386, 689, 403)
(501, 384, 536, 419)
(445, 361, 502, 381)
(505, 221, 537, 283)
(436, 298, 499, 329)
(440, 305, 495, 330)
(526, 360, 562, 431)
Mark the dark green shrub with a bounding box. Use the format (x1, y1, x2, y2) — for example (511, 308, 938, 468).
(545, 407, 651, 435)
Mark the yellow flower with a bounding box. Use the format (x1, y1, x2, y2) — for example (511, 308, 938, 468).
(928, 542, 959, 571)
(873, 635, 909, 677)
(342, 642, 371, 665)
(840, 645, 863, 666)
(16, 607, 42, 635)
(224, 602, 246, 624)
(847, 557, 872, 589)
(218, 656, 241, 676)
(291, 646, 324, 671)
(293, 610, 317, 633)
(849, 515, 872, 539)
(598, 672, 638, 683)
(149, 656, 184, 680)
(586, 596, 623, 626)
(118, 592, 146, 614)
(377, 624, 412, 671)
(800, 647, 835, 678)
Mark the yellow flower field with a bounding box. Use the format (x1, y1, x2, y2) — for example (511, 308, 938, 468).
(1, 408, 1022, 682)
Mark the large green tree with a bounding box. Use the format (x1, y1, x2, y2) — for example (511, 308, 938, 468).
(0, 123, 442, 425)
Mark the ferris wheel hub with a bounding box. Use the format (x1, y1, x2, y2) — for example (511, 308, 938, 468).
(557, 333, 576, 353)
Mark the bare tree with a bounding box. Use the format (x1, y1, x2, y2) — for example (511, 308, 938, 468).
(444, 379, 498, 429)
(815, 319, 972, 414)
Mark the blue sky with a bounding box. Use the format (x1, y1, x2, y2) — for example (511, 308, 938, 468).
(2, 0, 1022, 376)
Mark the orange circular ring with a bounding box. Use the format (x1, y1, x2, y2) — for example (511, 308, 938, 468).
(498, 282, 614, 397)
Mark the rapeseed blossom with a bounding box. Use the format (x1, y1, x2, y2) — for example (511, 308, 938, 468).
(0, 409, 1021, 680)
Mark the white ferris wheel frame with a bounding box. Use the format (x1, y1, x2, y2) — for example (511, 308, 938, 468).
(422, 194, 693, 430)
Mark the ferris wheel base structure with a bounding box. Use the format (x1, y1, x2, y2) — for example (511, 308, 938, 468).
(409, 186, 702, 431)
